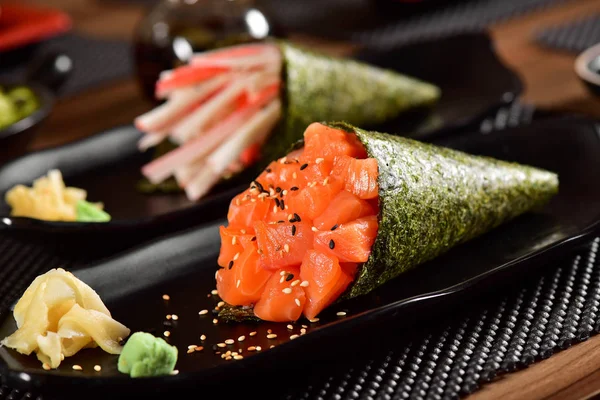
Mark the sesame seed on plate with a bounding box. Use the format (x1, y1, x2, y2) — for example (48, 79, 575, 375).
(171, 370, 179, 375)
(171, 314, 179, 320)
(234, 355, 243, 360)
(187, 348, 195, 354)
(287, 324, 294, 330)
(213, 318, 219, 324)
(282, 288, 292, 294)
(300, 281, 309, 287)
(162, 294, 170, 300)
(290, 334, 299, 340)
(217, 343, 226, 348)
(195, 346, 204, 351)
(267, 333, 278, 339)
(247, 346, 256, 351)
(166, 314, 172, 320)
(164, 331, 171, 337)
(72, 365, 83, 371)
(249, 331, 257, 337)
(309, 318, 320, 323)
(199, 309, 208, 315)
(200, 335, 207, 341)
(270, 345, 275, 348)
(300, 328, 307, 334)
(256, 346, 262, 351)
(225, 339, 235, 345)
(226, 356, 232, 360)
(302, 325, 308, 328)
(211, 289, 218, 295)
(188, 345, 197, 349)
(238, 335, 245, 342)
(336, 311, 347, 317)
(218, 301, 225, 307)
(267, 329, 272, 333)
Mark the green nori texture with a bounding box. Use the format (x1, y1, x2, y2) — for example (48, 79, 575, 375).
(218, 304, 260, 323)
(259, 41, 442, 165)
(325, 122, 559, 299)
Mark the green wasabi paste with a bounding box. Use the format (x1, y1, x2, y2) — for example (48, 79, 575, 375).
(118, 332, 178, 378)
(75, 200, 111, 222)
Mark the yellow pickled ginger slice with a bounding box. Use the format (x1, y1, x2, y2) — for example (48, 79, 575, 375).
(0, 268, 130, 369)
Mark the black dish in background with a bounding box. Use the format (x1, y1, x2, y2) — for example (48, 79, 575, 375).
(0, 51, 73, 164)
(354, 31, 523, 140)
(0, 31, 521, 248)
(0, 124, 253, 254)
(2, 116, 599, 399)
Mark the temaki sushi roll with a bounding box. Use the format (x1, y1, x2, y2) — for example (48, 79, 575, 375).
(215, 122, 559, 322)
(134, 41, 441, 201)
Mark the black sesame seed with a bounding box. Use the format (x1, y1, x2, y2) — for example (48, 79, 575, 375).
(286, 274, 294, 282)
(290, 186, 299, 191)
(276, 187, 282, 193)
(280, 200, 285, 210)
(300, 163, 308, 170)
(291, 225, 297, 236)
(251, 236, 257, 241)
(266, 168, 272, 173)
(331, 224, 338, 231)
(274, 198, 281, 207)
(253, 180, 264, 193)
(329, 239, 335, 249)
(277, 220, 285, 224)
(228, 260, 234, 269)
(293, 213, 301, 222)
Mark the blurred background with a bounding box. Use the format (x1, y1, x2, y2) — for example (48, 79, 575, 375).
(0, 0, 599, 157)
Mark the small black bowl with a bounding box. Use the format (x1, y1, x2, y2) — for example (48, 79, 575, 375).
(575, 42, 600, 98)
(0, 51, 72, 164)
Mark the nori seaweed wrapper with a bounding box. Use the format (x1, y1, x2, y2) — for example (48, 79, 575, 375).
(259, 41, 441, 164)
(326, 122, 559, 299)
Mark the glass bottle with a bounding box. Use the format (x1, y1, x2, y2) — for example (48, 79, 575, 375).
(132, 0, 279, 101)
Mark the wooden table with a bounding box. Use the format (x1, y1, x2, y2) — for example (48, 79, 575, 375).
(15, 0, 600, 398)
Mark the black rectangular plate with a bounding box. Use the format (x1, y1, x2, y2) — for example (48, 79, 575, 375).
(0, 32, 522, 250)
(1, 116, 599, 399)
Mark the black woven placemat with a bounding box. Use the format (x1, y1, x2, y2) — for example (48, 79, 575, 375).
(534, 13, 600, 53)
(2, 102, 600, 400)
(0, 33, 133, 98)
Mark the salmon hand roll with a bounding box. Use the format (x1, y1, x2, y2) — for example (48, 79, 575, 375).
(215, 122, 559, 322)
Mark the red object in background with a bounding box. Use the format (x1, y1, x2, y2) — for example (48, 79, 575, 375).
(0, 3, 72, 53)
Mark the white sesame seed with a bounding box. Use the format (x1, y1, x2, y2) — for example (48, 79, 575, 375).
(225, 339, 235, 345)
(162, 294, 170, 300)
(187, 348, 195, 354)
(300, 281, 309, 287)
(267, 329, 272, 333)
(287, 324, 294, 330)
(282, 190, 288, 196)
(285, 205, 289, 210)
(218, 301, 225, 307)
(273, 205, 278, 213)
(282, 288, 292, 294)
(213, 318, 219, 324)
(171, 314, 179, 320)
(217, 343, 226, 348)
(225, 356, 232, 360)
(280, 270, 287, 276)
(316, 158, 324, 164)
(292, 172, 297, 179)
(200, 335, 207, 341)
(211, 289, 218, 295)
(295, 298, 301, 307)
(164, 331, 171, 337)
(188, 345, 197, 349)
(309, 318, 320, 323)
(311, 227, 318, 232)
(270, 345, 275, 348)
(267, 333, 277, 339)
(233, 252, 240, 261)
(248, 346, 256, 351)
(290, 334, 299, 340)
(240, 229, 246, 234)
(291, 280, 300, 287)
(238, 335, 245, 342)
(166, 314, 172, 320)
(236, 279, 241, 288)
(42, 363, 51, 370)
(249, 331, 257, 337)
(280, 276, 285, 283)
(256, 346, 262, 351)
(280, 157, 287, 164)
(302, 325, 308, 329)
(336, 311, 347, 317)
(171, 370, 179, 375)
(284, 244, 290, 253)
(199, 309, 208, 315)
(232, 236, 237, 245)
(72, 365, 82, 371)
(234, 355, 244, 360)
(300, 328, 307, 334)
(231, 352, 238, 356)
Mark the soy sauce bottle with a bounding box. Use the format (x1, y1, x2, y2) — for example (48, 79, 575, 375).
(132, 0, 279, 101)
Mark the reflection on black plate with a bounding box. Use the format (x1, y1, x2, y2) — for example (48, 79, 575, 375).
(0, 31, 521, 247)
(355, 32, 523, 139)
(1, 117, 599, 398)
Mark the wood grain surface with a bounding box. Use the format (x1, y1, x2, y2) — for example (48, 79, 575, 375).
(12, 0, 600, 398)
